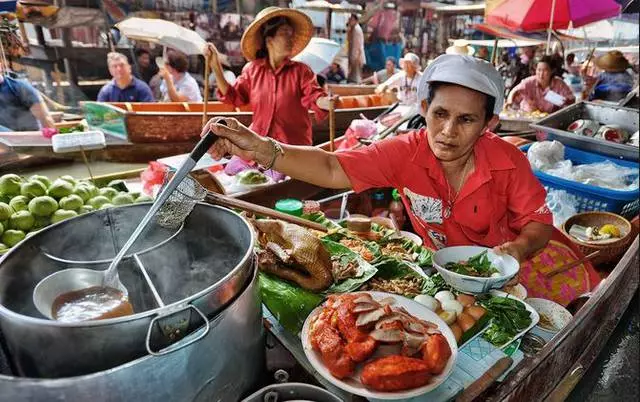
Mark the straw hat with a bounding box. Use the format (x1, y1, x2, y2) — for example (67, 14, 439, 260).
(595, 51, 630, 73)
(240, 7, 313, 61)
(446, 39, 475, 56)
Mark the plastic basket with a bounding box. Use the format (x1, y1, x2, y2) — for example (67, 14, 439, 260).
(520, 144, 640, 218)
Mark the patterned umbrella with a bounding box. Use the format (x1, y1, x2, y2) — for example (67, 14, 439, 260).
(486, 0, 622, 32)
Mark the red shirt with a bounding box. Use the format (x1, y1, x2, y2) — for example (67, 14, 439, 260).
(336, 129, 553, 250)
(218, 58, 327, 145)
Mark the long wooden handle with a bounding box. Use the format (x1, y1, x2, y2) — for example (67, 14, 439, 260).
(544, 250, 600, 279)
(329, 93, 336, 152)
(202, 56, 210, 127)
(204, 192, 328, 232)
(456, 357, 513, 402)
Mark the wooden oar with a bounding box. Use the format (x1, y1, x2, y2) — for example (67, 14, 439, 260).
(329, 89, 336, 152)
(202, 56, 210, 127)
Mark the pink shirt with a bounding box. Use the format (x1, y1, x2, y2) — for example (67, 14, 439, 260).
(509, 76, 575, 113)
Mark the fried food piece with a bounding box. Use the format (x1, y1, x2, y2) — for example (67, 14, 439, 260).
(421, 334, 452, 374)
(309, 313, 356, 379)
(361, 355, 432, 391)
(254, 219, 333, 291)
(335, 295, 377, 362)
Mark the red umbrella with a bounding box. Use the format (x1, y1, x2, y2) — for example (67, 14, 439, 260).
(487, 0, 622, 32)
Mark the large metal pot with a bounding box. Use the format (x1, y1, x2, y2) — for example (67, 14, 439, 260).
(0, 266, 265, 401)
(0, 203, 256, 378)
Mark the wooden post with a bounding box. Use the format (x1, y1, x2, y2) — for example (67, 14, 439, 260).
(202, 56, 210, 127)
(329, 89, 336, 152)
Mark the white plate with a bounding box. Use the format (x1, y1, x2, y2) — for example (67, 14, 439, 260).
(400, 231, 423, 247)
(301, 291, 459, 400)
(501, 283, 528, 300)
(525, 298, 572, 333)
(476, 291, 540, 349)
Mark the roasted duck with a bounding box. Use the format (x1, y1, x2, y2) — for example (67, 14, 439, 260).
(254, 219, 333, 291)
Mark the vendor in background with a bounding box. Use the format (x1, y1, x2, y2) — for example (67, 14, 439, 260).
(347, 13, 366, 84)
(584, 51, 635, 103)
(375, 52, 422, 107)
(97, 52, 154, 103)
(202, 55, 601, 306)
(506, 55, 575, 113)
(362, 56, 397, 85)
(159, 50, 202, 102)
(204, 7, 332, 147)
(134, 48, 159, 85)
(325, 62, 346, 84)
(0, 58, 55, 132)
(564, 53, 580, 76)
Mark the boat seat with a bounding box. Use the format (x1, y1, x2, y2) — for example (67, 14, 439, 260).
(236, 104, 253, 112)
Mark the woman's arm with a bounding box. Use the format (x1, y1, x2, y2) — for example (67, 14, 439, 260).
(494, 222, 553, 262)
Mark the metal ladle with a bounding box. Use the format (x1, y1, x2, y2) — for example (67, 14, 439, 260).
(33, 131, 221, 319)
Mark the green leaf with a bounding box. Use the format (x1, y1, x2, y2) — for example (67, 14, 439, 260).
(258, 272, 323, 335)
(321, 239, 378, 294)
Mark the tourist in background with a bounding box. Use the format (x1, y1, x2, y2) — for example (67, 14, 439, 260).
(97, 52, 154, 102)
(134, 48, 158, 84)
(375, 52, 422, 107)
(586, 51, 635, 103)
(362, 56, 397, 85)
(0, 58, 55, 131)
(347, 13, 366, 84)
(159, 50, 202, 102)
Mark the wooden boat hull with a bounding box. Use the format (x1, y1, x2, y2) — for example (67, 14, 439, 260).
(81, 95, 392, 146)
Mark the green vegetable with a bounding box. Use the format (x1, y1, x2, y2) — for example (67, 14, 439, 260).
(51, 209, 78, 224)
(73, 184, 94, 202)
(0, 174, 23, 197)
(59, 194, 84, 211)
(20, 180, 47, 198)
(134, 195, 153, 203)
(78, 205, 95, 214)
(444, 251, 499, 277)
(321, 239, 377, 294)
(107, 179, 129, 192)
(28, 175, 52, 189)
(237, 170, 268, 185)
(422, 272, 450, 296)
(112, 193, 134, 206)
(459, 312, 492, 346)
(9, 196, 29, 212)
(9, 211, 35, 231)
(478, 296, 532, 347)
(258, 272, 323, 334)
(98, 187, 119, 200)
(28, 196, 58, 217)
(48, 179, 74, 199)
(57, 125, 85, 134)
(59, 175, 77, 186)
(87, 196, 110, 209)
(1, 229, 25, 247)
(0, 202, 12, 221)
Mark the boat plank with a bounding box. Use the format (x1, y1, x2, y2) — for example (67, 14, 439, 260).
(484, 237, 639, 401)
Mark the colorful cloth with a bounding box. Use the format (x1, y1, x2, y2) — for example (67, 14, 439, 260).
(218, 58, 327, 145)
(509, 76, 575, 113)
(336, 130, 553, 250)
(519, 231, 601, 306)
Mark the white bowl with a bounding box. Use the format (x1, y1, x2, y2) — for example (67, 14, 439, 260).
(525, 298, 573, 333)
(399, 230, 423, 246)
(432, 246, 519, 294)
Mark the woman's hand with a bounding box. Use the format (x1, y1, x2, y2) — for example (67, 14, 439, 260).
(493, 242, 526, 263)
(201, 117, 272, 164)
(159, 68, 171, 82)
(316, 95, 339, 111)
(204, 43, 220, 66)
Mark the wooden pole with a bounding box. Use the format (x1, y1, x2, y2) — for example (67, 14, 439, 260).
(546, 0, 557, 55)
(202, 56, 210, 127)
(329, 90, 336, 152)
(490, 37, 499, 66)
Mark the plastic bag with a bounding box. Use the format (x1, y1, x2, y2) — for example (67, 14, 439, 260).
(545, 160, 639, 191)
(546, 189, 579, 228)
(527, 140, 565, 170)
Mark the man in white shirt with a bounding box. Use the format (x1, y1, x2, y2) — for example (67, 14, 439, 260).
(375, 52, 422, 107)
(159, 50, 203, 102)
(347, 13, 366, 84)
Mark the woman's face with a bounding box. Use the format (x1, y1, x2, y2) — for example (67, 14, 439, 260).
(423, 84, 496, 162)
(536, 62, 552, 87)
(385, 59, 395, 71)
(267, 23, 294, 58)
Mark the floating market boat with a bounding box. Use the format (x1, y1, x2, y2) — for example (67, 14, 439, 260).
(80, 94, 393, 147)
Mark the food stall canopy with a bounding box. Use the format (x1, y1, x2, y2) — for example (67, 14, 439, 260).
(296, 0, 363, 13)
(486, 0, 622, 32)
(449, 38, 544, 48)
(421, 1, 486, 15)
(472, 23, 581, 41)
(115, 17, 206, 55)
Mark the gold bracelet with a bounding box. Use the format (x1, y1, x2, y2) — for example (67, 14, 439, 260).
(263, 138, 284, 170)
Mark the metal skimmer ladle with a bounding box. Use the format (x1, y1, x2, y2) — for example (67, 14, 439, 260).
(33, 131, 221, 319)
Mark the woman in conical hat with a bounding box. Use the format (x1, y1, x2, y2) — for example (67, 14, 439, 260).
(586, 50, 635, 102)
(205, 7, 333, 149)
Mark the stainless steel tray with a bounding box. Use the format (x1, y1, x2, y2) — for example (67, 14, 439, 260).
(530, 102, 639, 161)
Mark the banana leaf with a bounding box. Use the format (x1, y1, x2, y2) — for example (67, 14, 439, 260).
(258, 272, 323, 335)
(321, 239, 378, 294)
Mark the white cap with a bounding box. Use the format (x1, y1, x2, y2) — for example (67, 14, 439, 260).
(400, 52, 420, 69)
(446, 39, 475, 56)
(417, 54, 505, 115)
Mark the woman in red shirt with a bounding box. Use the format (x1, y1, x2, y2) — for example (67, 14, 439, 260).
(205, 7, 332, 146)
